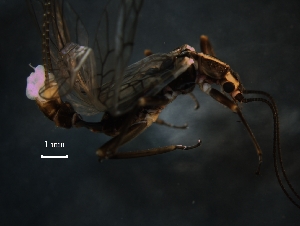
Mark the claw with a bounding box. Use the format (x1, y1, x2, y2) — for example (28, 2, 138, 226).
(176, 139, 202, 150)
(255, 155, 263, 175)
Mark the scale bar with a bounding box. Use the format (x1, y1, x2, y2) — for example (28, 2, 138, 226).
(41, 155, 68, 158)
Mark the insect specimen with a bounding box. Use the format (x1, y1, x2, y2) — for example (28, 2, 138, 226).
(26, 0, 300, 209)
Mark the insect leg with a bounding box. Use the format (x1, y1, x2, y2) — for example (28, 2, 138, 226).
(188, 92, 200, 109)
(138, 96, 170, 107)
(139, 96, 189, 128)
(107, 139, 201, 159)
(72, 115, 104, 133)
(96, 111, 200, 159)
(199, 82, 263, 167)
(200, 35, 216, 56)
(96, 118, 150, 159)
(155, 118, 188, 129)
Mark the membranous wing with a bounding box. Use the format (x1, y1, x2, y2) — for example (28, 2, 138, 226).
(27, 0, 104, 115)
(93, 0, 144, 115)
(28, 0, 145, 116)
(98, 52, 178, 113)
(28, 0, 190, 117)
(93, 0, 195, 116)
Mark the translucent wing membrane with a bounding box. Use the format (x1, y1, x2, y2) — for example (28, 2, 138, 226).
(28, 0, 146, 116)
(99, 53, 179, 113)
(28, 0, 104, 115)
(29, 0, 185, 116)
(93, 0, 143, 115)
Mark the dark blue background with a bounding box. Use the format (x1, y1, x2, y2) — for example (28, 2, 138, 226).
(1, 0, 300, 225)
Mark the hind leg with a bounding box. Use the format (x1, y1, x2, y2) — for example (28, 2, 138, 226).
(96, 114, 201, 159)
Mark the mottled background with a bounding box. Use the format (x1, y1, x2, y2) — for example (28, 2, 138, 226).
(2, 0, 300, 225)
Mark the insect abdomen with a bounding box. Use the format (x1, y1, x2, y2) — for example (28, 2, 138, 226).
(36, 99, 77, 129)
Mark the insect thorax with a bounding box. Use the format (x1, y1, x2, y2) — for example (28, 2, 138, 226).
(167, 64, 196, 94)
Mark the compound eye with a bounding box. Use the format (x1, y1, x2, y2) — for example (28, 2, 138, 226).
(222, 81, 235, 93)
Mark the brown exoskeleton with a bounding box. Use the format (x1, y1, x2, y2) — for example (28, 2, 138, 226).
(26, 0, 300, 209)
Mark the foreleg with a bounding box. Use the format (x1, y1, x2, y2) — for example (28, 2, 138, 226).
(199, 83, 262, 172)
